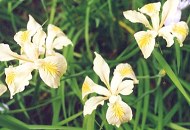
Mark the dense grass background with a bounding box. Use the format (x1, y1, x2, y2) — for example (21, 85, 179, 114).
(0, 0, 190, 130)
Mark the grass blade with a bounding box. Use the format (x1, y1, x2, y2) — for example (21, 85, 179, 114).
(0, 115, 29, 130)
(153, 49, 190, 104)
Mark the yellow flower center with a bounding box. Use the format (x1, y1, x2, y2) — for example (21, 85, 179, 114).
(112, 102, 125, 120)
(6, 72, 16, 85)
(138, 33, 152, 48)
(41, 62, 59, 76)
(82, 82, 91, 94)
(20, 31, 30, 43)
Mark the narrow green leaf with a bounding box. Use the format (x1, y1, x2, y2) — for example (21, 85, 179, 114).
(0, 115, 29, 130)
(134, 59, 143, 130)
(83, 112, 95, 130)
(167, 123, 189, 130)
(28, 125, 85, 130)
(153, 49, 190, 104)
(51, 90, 61, 125)
(57, 111, 83, 125)
(157, 88, 163, 130)
(49, 0, 57, 24)
(85, 2, 92, 61)
(140, 59, 150, 130)
(174, 38, 181, 73)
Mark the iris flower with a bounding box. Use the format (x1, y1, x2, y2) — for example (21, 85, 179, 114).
(0, 15, 72, 98)
(82, 52, 138, 127)
(123, 0, 189, 58)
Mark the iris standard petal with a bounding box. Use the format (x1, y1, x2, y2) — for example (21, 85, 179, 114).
(111, 63, 138, 94)
(46, 24, 72, 55)
(53, 35, 73, 50)
(93, 52, 110, 88)
(116, 80, 134, 96)
(161, 0, 180, 27)
(27, 15, 42, 36)
(32, 30, 46, 55)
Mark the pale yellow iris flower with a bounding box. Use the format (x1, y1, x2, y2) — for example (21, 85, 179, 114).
(123, 0, 189, 58)
(0, 15, 72, 98)
(82, 52, 138, 127)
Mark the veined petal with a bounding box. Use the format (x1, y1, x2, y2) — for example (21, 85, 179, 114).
(93, 52, 110, 87)
(14, 30, 32, 46)
(47, 24, 63, 37)
(111, 63, 138, 94)
(171, 21, 189, 46)
(83, 96, 106, 116)
(114, 63, 138, 83)
(139, 2, 161, 16)
(139, 2, 161, 30)
(164, 9, 181, 26)
(22, 42, 39, 60)
(161, 0, 180, 27)
(106, 96, 132, 127)
(117, 80, 134, 96)
(5, 63, 33, 99)
(46, 24, 71, 55)
(159, 26, 174, 47)
(36, 53, 67, 88)
(0, 43, 20, 61)
(32, 30, 46, 55)
(82, 76, 111, 99)
(27, 15, 42, 36)
(0, 84, 7, 96)
(46, 24, 63, 47)
(53, 35, 73, 50)
(134, 30, 157, 59)
(123, 10, 152, 29)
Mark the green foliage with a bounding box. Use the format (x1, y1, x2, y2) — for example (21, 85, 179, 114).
(0, 0, 190, 130)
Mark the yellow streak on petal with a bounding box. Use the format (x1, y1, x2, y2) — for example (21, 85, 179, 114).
(119, 67, 132, 77)
(52, 26, 61, 32)
(20, 31, 30, 43)
(82, 82, 91, 94)
(6, 72, 16, 85)
(143, 4, 155, 13)
(138, 33, 152, 48)
(112, 102, 125, 120)
(41, 62, 59, 76)
(172, 24, 188, 37)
